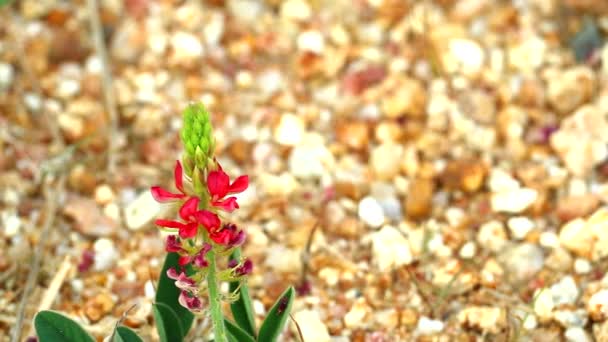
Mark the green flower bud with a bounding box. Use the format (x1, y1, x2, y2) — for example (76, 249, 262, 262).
(181, 103, 215, 170)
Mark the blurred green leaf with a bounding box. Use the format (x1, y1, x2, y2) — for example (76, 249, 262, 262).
(153, 303, 185, 342)
(34, 310, 95, 342)
(0, 0, 11, 7)
(258, 287, 295, 342)
(224, 319, 256, 342)
(113, 326, 143, 342)
(228, 248, 256, 337)
(155, 253, 194, 335)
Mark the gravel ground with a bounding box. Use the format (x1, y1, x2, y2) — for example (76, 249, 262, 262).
(2, 0, 608, 341)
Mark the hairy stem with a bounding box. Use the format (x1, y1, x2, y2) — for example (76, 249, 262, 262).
(206, 248, 227, 342)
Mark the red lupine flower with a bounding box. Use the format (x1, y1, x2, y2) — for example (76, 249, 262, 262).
(234, 259, 253, 276)
(209, 223, 245, 247)
(165, 235, 183, 253)
(177, 243, 212, 268)
(151, 160, 188, 202)
(155, 197, 221, 238)
(167, 268, 198, 292)
(207, 163, 248, 212)
(178, 290, 203, 312)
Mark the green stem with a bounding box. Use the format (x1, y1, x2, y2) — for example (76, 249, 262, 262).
(206, 248, 228, 342)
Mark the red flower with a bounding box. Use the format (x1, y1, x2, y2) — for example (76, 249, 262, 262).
(209, 223, 245, 247)
(155, 197, 221, 238)
(167, 268, 197, 292)
(151, 160, 187, 202)
(165, 235, 183, 253)
(207, 164, 248, 212)
(178, 290, 203, 312)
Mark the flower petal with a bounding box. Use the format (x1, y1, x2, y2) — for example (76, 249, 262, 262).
(151, 186, 185, 202)
(167, 267, 180, 280)
(174, 160, 185, 194)
(228, 175, 249, 194)
(178, 256, 192, 266)
(155, 219, 186, 229)
(194, 210, 221, 231)
(165, 235, 182, 252)
(207, 170, 230, 198)
(212, 197, 239, 212)
(179, 222, 198, 239)
(179, 197, 200, 220)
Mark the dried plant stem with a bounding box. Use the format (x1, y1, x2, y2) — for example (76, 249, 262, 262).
(86, 0, 119, 175)
(10, 175, 66, 342)
(205, 248, 228, 342)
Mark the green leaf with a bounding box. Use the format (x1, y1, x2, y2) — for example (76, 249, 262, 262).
(258, 287, 296, 342)
(34, 310, 95, 342)
(228, 249, 256, 337)
(224, 319, 256, 342)
(113, 326, 144, 342)
(156, 253, 194, 334)
(153, 303, 185, 342)
(0, 0, 11, 7)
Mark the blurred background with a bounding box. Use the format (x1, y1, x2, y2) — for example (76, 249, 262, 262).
(2, 0, 608, 341)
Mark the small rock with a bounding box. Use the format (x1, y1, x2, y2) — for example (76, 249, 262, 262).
(491, 187, 538, 213)
(93, 238, 118, 271)
(508, 35, 546, 72)
(534, 288, 555, 320)
(447, 39, 485, 75)
(84, 292, 115, 323)
(498, 243, 544, 283)
(94, 184, 115, 205)
(381, 77, 427, 118)
(335, 120, 370, 151)
(341, 66, 386, 95)
(297, 30, 325, 54)
(416, 316, 444, 335)
(405, 178, 434, 219)
(0, 63, 14, 89)
(2, 211, 21, 237)
(559, 208, 608, 261)
(358, 196, 385, 228)
(344, 298, 370, 329)
(56, 79, 81, 99)
(441, 159, 486, 193)
(369, 225, 413, 272)
(124, 190, 162, 230)
(574, 258, 592, 274)
(274, 113, 305, 146)
(63, 197, 117, 237)
(288, 137, 333, 179)
(280, 0, 312, 21)
(265, 245, 301, 273)
(459, 242, 476, 259)
(170, 31, 204, 65)
(588, 289, 608, 321)
(556, 195, 600, 222)
(477, 220, 507, 252)
(370, 143, 404, 180)
(551, 276, 580, 306)
(228, 0, 263, 23)
(292, 309, 330, 342)
(488, 168, 520, 192)
(547, 67, 595, 115)
(374, 308, 399, 330)
(565, 327, 592, 342)
(507, 216, 535, 240)
(458, 306, 506, 334)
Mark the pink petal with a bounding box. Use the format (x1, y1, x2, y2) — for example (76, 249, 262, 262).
(167, 268, 180, 280)
(212, 197, 239, 212)
(179, 222, 198, 239)
(194, 210, 221, 231)
(179, 197, 200, 220)
(207, 170, 230, 198)
(178, 256, 192, 266)
(174, 160, 185, 194)
(151, 186, 185, 202)
(155, 219, 186, 229)
(228, 175, 249, 194)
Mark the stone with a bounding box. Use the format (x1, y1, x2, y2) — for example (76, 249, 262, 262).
(370, 143, 403, 180)
(551, 276, 580, 306)
(170, 31, 204, 65)
(381, 77, 427, 118)
(498, 243, 544, 283)
(274, 113, 305, 146)
(84, 292, 115, 323)
(556, 195, 600, 222)
(63, 196, 117, 237)
(344, 298, 370, 329)
(335, 120, 370, 151)
(288, 136, 333, 179)
(265, 245, 301, 273)
(228, 0, 263, 23)
(559, 208, 608, 261)
(507, 216, 535, 240)
(93, 238, 119, 271)
(547, 67, 595, 115)
(447, 39, 485, 75)
(416, 316, 444, 335)
(565, 327, 592, 342)
(574, 258, 592, 274)
(491, 187, 538, 213)
(292, 309, 330, 342)
(458, 306, 506, 334)
(280, 0, 312, 21)
(534, 288, 555, 320)
(369, 225, 413, 272)
(94, 184, 115, 205)
(358, 196, 385, 228)
(2, 211, 21, 238)
(297, 30, 325, 54)
(588, 289, 608, 321)
(374, 308, 399, 330)
(405, 178, 434, 219)
(477, 221, 507, 252)
(508, 35, 546, 72)
(441, 159, 486, 193)
(124, 190, 162, 231)
(0, 63, 14, 89)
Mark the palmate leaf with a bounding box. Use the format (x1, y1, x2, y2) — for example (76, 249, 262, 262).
(258, 287, 296, 342)
(34, 310, 95, 342)
(228, 248, 256, 337)
(155, 252, 194, 340)
(113, 326, 144, 342)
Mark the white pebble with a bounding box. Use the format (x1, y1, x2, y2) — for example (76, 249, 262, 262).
(540, 231, 560, 248)
(416, 316, 444, 335)
(369, 225, 413, 271)
(93, 238, 118, 271)
(574, 258, 591, 274)
(280, 0, 311, 21)
(588, 289, 608, 319)
(57, 79, 81, 99)
(2, 211, 21, 237)
(0, 63, 14, 89)
(358, 196, 385, 228)
(508, 216, 535, 240)
(459, 242, 476, 259)
(491, 188, 538, 213)
(565, 326, 591, 342)
(297, 30, 325, 54)
(292, 309, 330, 342)
(124, 190, 162, 230)
(171, 31, 204, 61)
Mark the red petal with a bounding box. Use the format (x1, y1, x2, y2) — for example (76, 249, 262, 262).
(179, 223, 198, 238)
(228, 175, 249, 194)
(179, 197, 200, 220)
(194, 210, 221, 231)
(212, 197, 239, 212)
(207, 170, 229, 198)
(178, 256, 192, 266)
(174, 160, 185, 194)
(151, 186, 185, 202)
(155, 219, 185, 229)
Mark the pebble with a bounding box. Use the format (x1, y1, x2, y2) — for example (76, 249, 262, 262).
(292, 309, 330, 342)
(124, 190, 162, 231)
(574, 258, 592, 274)
(274, 113, 305, 146)
(358, 196, 385, 228)
(457, 306, 506, 334)
(559, 208, 608, 260)
(415, 316, 444, 335)
(556, 195, 600, 222)
(84, 292, 115, 323)
(374, 308, 399, 330)
(2, 211, 21, 237)
(0, 63, 14, 89)
(297, 30, 325, 54)
(63, 197, 117, 237)
(491, 187, 538, 213)
(370, 143, 403, 180)
(280, 0, 312, 21)
(170, 31, 204, 64)
(459, 242, 476, 259)
(93, 238, 118, 271)
(447, 38, 485, 75)
(265, 245, 301, 273)
(56, 79, 81, 99)
(477, 220, 507, 252)
(335, 120, 369, 151)
(94, 184, 115, 205)
(551, 276, 580, 306)
(588, 289, 608, 321)
(405, 178, 434, 219)
(381, 77, 427, 118)
(228, 0, 263, 23)
(344, 298, 369, 329)
(547, 67, 595, 115)
(498, 243, 544, 283)
(508, 35, 546, 72)
(507, 216, 535, 240)
(565, 327, 592, 342)
(369, 225, 413, 272)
